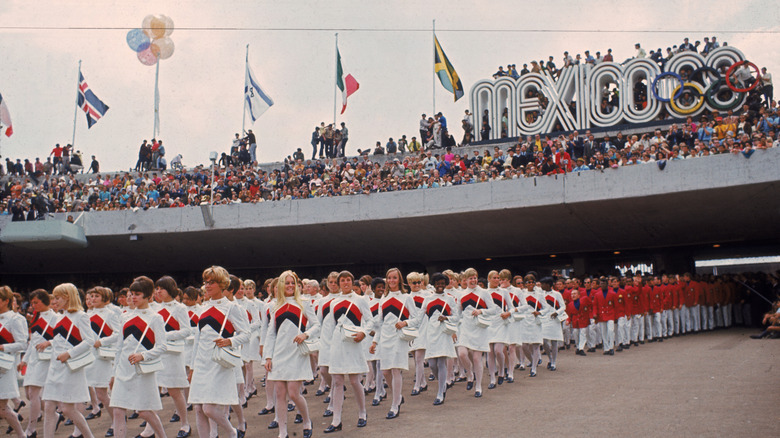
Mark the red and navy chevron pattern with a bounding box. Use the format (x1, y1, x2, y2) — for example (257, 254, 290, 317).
(509, 292, 520, 307)
(274, 303, 307, 334)
(90, 314, 113, 338)
(53, 317, 83, 347)
(321, 298, 333, 319)
(412, 294, 425, 309)
(30, 315, 54, 339)
(370, 302, 379, 317)
(333, 299, 362, 326)
(188, 310, 199, 327)
(491, 292, 506, 310)
(158, 308, 181, 332)
(525, 295, 542, 311)
(0, 325, 14, 345)
(198, 306, 234, 338)
(545, 294, 561, 309)
(381, 297, 410, 321)
(426, 298, 452, 317)
(123, 316, 156, 350)
(460, 292, 486, 311)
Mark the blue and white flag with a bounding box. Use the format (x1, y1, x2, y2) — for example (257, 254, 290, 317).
(245, 60, 274, 122)
(77, 72, 109, 128)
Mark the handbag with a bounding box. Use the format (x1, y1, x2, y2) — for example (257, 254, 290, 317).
(512, 312, 526, 322)
(556, 311, 569, 322)
(296, 309, 319, 355)
(339, 300, 362, 342)
(38, 347, 53, 361)
(475, 314, 491, 328)
(397, 298, 418, 342)
(62, 317, 95, 371)
(211, 305, 243, 368)
(0, 351, 14, 372)
(442, 317, 458, 335)
(132, 316, 163, 375)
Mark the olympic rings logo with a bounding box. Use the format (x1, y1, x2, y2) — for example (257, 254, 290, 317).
(651, 60, 761, 115)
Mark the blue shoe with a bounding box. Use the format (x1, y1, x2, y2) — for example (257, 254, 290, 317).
(267, 421, 278, 429)
(303, 429, 312, 438)
(474, 391, 482, 398)
(371, 398, 381, 406)
(323, 409, 333, 417)
(357, 417, 367, 427)
(530, 371, 537, 377)
(410, 388, 420, 396)
(506, 377, 514, 384)
(488, 383, 496, 390)
(466, 381, 474, 391)
(386, 409, 399, 419)
(294, 414, 303, 424)
(287, 403, 295, 412)
(257, 407, 274, 416)
(497, 376, 504, 385)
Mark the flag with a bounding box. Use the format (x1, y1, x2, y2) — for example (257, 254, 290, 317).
(77, 72, 109, 128)
(336, 48, 359, 114)
(0, 92, 12, 137)
(245, 60, 274, 122)
(434, 35, 464, 102)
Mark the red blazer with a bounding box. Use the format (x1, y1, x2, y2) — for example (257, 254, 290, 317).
(591, 288, 617, 322)
(614, 288, 628, 318)
(566, 297, 591, 329)
(625, 286, 643, 315)
(649, 286, 664, 314)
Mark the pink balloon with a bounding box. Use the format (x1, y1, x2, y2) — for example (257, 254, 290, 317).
(137, 47, 158, 66)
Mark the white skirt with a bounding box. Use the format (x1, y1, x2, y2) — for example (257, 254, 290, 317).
(110, 372, 163, 411)
(85, 353, 114, 388)
(23, 352, 50, 388)
(0, 367, 20, 399)
(157, 350, 189, 388)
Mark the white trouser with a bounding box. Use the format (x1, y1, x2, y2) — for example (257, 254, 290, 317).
(630, 315, 642, 342)
(653, 312, 663, 339)
(645, 314, 654, 340)
(723, 304, 732, 327)
(563, 321, 572, 346)
(588, 321, 600, 348)
(692, 305, 701, 331)
(599, 320, 615, 351)
(616, 316, 629, 346)
(680, 305, 690, 332)
(664, 309, 674, 337)
(573, 328, 588, 351)
(706, 306, 715, 330)
(673, 308, 681, 334)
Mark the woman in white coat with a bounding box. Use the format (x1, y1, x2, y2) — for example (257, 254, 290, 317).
(322, 271, 372, 433)
(40, 283, 98, 438)
(109, 276, 169, 438)
(240, 280, 262, 401)
(485, 271, 515, 389)
(0, 286, 28, 438)
(539, 277, 565, 371)
(516, 274, 544, 377)
(84, 287, 121, 422)
(20, 289, 56, 437)
(406, 272, 429, 396)
(188, 266, 250, 438)
(420, 273, 460, 406)
(153, 276, 193, 437)
(369, 268, 420, 420)
(264, 271, 320, 438)
(455, 268, 497, 398)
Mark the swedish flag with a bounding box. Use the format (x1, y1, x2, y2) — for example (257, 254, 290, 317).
(434, 35, 464, 102)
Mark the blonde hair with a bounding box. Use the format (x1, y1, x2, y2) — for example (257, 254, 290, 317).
(53, 283, 83, 313)
(0, 286, 13, 304)
(386, 267, 407, 293)
(407, 271, 424, 285)
(243, 279, 256, 290)
(443, 270, 459, 284)
(274, 271, 304, 309)
(499, 269, 512, 280)
(202, 266, 230, 290)
(463, 267, 478, 280)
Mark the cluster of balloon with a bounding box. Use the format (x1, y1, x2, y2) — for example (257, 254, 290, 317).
(126, 15, 175, 66)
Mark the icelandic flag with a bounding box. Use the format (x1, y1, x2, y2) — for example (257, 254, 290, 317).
(245, 60, 274, 122)
(0, 92, 12, 137)
(77, 72, 109, 128)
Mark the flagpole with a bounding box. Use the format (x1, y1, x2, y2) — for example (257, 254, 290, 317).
(333, 33, 338, 133)
(153, 58, 160, 139)
(242, 44, 249, 135)
(432, 20, 436, 116)
(72, 60, 81, 149)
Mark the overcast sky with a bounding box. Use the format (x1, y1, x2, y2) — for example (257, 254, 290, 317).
(0, 0, 778, 171)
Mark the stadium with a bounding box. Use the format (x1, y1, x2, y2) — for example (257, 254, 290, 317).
(0, 1, 779, 437)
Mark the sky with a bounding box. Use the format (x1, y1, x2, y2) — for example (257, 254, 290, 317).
(0, 0, 778, 171)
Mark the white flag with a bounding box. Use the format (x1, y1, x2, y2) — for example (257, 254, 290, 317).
(245, 61, 274, 122)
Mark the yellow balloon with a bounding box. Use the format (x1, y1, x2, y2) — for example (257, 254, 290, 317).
(150, 16, 166, 39)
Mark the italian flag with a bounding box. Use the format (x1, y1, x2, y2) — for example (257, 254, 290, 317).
(336, 48, 359, 114)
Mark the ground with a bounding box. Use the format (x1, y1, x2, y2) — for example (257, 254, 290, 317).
(18, 328, 779, 437)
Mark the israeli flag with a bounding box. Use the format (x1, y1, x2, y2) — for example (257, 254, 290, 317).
(245, 62, 274, 122)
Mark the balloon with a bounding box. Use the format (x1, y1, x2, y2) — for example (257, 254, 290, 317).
(137, 47, 158, 66)
(126, 28, 150, 52)
(162, 15, 174, 37)
(150, 37, 175, 60)
(142, 14, 155, 37)
(150, 16, 166, 39)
